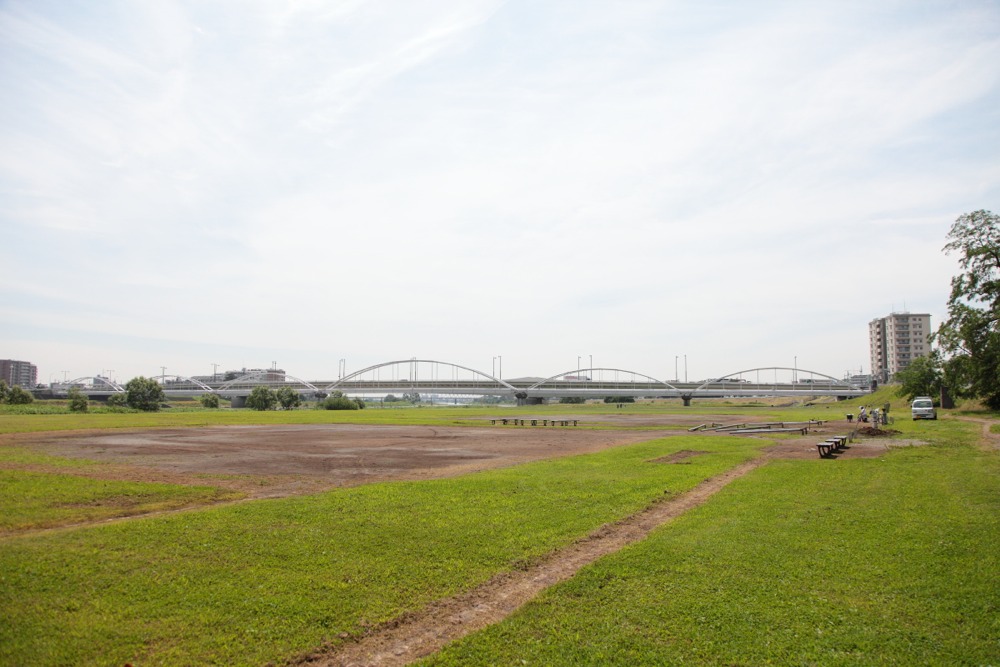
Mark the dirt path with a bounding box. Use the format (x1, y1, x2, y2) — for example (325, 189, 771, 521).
(956, 416, 1000, 450)
(291, 458, 766, 667)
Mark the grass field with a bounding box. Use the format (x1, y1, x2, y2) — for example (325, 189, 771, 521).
(422, 422, 1000, 666)
(0, 400, 875, 435)
(1, 395, 997, 665)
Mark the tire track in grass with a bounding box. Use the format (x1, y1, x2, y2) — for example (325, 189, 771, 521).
(293, 457, 766, 667)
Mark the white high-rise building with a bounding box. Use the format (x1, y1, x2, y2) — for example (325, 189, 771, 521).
(868, 312, 932, 384)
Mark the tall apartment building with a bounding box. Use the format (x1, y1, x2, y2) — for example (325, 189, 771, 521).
(868, 312, 932, 384)
(0, 359, 38, 388)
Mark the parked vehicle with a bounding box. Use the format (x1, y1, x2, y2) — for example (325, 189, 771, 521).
(911, 397, 937, 420)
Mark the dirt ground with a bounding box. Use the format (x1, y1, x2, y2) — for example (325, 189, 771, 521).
(3, 414, 892, 501)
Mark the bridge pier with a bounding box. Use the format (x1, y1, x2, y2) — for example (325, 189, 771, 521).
(681, 394, 692, 407)
(230, 396, 246, 409)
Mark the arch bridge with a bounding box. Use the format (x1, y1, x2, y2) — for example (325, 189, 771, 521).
(322, 360, 866, 404)
(43, 361, 868, 404)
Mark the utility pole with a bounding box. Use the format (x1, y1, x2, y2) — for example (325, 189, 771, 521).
(684, 355, 688, 383)
(212, 363, 219, 382)
(160, 366, 166, 379)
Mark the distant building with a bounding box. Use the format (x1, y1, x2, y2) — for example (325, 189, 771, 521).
(0, 359, 38, 388)
(869, 312, 932, 384)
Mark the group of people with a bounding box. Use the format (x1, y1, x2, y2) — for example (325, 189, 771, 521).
(848, 405, 887, 425)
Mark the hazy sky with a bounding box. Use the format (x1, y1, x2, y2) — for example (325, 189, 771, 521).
(2, 0, 999, 384)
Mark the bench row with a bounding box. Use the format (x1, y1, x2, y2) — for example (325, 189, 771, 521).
(817, 435, 849, 458)
(490, 418, 579, 426)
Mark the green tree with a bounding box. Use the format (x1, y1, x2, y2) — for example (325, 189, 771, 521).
(245, 386, 277, 411)
(894, 354, 943, 402)
(275, 387, 302, 410)
(124, 376, 165, 411)
(0, 380, 10, 403)
(402, 392, 421, 404)
(199, 393, 221, 408)
(67, 386, 89, 413)
(107, 393, 128, 408)
(7, 385, 34, 404)
(936, 210, 1000, 409)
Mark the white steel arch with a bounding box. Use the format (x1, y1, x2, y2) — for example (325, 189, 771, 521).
(218, 371, 319, 392)
(325, 359, 517, 393)
(60, 376, 126, 392)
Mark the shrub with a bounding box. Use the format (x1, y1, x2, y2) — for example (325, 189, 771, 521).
(67, 387, 89, 413)
(7, 386, 34, 405)
(320, 391, 360, 410)
(199, 393, 221, 409)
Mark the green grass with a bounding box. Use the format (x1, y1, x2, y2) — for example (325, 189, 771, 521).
(0, 446, 244, 534)
(0, 399, 865, 434)
(423, 421, 1000, 666)
(0, 471, 242, 535)
(2, 400, 995, 666)
(0, 435, 760, 666)
(0, 445, 100, 468)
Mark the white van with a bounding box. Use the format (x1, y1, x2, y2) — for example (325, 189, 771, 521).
(911, 397, 937, 420)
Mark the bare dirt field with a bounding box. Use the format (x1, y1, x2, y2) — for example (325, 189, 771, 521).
(2, 415, 889, 500)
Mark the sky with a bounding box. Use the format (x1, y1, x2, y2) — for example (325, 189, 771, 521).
(2, 0, 999, 385)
